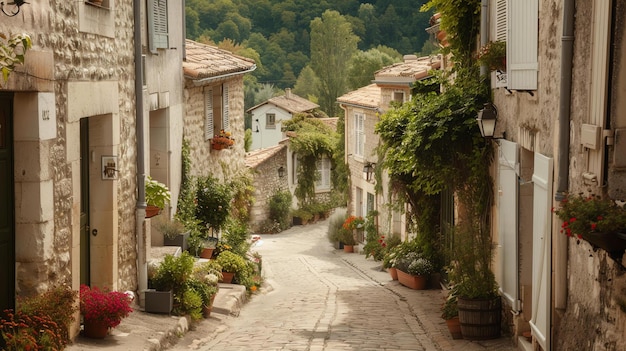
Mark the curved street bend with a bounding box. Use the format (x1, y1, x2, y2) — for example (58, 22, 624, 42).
(170, 219, 517, 351)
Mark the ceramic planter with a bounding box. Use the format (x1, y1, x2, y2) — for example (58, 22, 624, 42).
(582, 231, 626, 253)
(388, 267, 398, 280)
(445, 317, 463, 339)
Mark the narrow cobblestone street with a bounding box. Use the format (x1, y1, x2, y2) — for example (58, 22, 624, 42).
(170, 219, 517, 351)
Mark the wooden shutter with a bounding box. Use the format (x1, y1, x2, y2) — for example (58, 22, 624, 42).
(529, 153, 553, 351)
(498, 140, 520, 311)
(507, 0, 538, 90)
(148, 0, 169, 53)
(495, 0, 507, 42)
(205, 89, 214, 141)
(222, 85, 230, 131)
(354, 113, 364, 157)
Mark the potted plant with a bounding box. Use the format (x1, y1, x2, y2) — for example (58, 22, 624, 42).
(145, 176, 171, 218)
(291, 208, 313, 225)
(195, 175, 232, 235)
(79, 285, 133, 338)
(441, 291, 462, 339)
(211, 130, 235, 150)
(554, 193, 626, 253)
(449, 224, 501, 340)
(192, 261, 222, 318)
(338, 227, 357, 253)
(147, 252, 195, 315)
(395, 252, 433, 290)
(215, 250, 247, 284)
(477, 40, 506, 71)
(154, 216, 189, 251)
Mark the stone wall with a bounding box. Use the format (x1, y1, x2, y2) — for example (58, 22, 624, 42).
(183, 77, 249, 185)
(249, 147, 289, 231)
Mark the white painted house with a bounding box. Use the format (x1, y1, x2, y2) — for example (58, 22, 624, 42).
(247, 89, 319, 151)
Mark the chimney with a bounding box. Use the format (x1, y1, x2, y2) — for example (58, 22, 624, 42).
(285, 88, 292, 99)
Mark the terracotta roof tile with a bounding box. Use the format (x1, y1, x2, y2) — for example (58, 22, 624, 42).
(183, 40, 256, 80)
(336, 84, 381, 109)
(244, 143, 287, 169)
(374, 56, 441, 81)
(247, 89, 318, 114)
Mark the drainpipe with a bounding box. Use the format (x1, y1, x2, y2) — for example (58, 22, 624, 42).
(480, 0, 489, 77)
(133, 0, 148, 301)
(555, 0, 575, 311)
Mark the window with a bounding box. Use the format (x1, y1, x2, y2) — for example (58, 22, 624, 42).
(367, 193, 375, 214)
(315, 156, 331, 191)
(148, 0, 169, 54)
(507, 0, 538, 90)
(204, 84, 230, 141)
(392, 91, 405, 103)
(354, 113, 364, 157)
(266, 113, 276, 128)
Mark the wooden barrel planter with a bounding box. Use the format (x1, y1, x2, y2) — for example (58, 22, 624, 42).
(457, 296, 501, 340)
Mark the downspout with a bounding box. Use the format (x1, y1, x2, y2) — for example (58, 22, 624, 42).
(134, 0, 148, 301)
(555, 0, 575, 311)
(480, 0, 489, 77)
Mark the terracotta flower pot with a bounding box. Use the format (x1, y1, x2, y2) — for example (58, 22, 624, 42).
(221, 271, 234, 284)
(83, 320, 109, 339)
(397, 269, 428, 290)
(388, 267, 398, 280)
(446, 317, 463, 339)
(343, 245, 354, 253)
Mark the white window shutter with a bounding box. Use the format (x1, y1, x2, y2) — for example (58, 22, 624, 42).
(507, 0, 538, 90)
(222, 85, 230, 131)
(354, 113, 364, 157)
(148, 0, 169, 54)
(205, 89, 214, 141)
(495, 0, 507, 42)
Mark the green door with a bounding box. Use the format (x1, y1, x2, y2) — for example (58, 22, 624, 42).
(80, 118, 90, 285)
(0, 93, 15, 311)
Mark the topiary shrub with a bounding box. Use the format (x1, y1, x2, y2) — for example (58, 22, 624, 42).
(269, 190, 292, 231)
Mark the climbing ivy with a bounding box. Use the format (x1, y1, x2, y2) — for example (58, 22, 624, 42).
(0, 33, 31, 82)
(283, 113, 337, 206)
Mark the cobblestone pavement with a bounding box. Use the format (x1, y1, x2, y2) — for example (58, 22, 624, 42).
(170, 218, 518, 351)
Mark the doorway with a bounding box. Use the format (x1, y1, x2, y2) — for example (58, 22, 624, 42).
(80, 118, 90, 285)
(0, 93, 15, 311)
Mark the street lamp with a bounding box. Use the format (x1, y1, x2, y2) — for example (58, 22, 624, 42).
(476, 102, 500, 139)
(278, 166, 285, 178)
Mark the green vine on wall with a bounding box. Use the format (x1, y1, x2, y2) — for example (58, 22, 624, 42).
(0, 33, 31, 82)
(283, 113, 337, 206)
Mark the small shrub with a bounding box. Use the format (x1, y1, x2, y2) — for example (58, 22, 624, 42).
(327, 208, 348, 243)
(195, 175, 232, 233)
(269, 190, 292, 230)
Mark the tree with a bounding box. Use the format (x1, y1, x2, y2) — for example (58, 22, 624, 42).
(293, 65, 320, 102)
(347, 48, 400, 90)
(309, 10, 359, 117)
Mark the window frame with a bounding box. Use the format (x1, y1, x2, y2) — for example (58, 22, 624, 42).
(266, 113, 276, 128)
(354, 113, 364, 158)
(148, 0, 169, 54)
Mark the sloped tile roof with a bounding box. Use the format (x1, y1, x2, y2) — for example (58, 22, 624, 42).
(318, 117, 339, 132)
(247, 89, 319, 114)
(183, 39, 256, 81)
(244, 143, 287, 169)
(374, 55, 441, 81)
(336, 84, 381, 109)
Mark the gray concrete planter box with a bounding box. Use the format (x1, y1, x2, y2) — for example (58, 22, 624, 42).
(163, 231, 189, 251)
(144, 289, 173, 314)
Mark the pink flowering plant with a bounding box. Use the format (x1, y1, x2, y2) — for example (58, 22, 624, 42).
(554, 193, 626, 240)
(80, 285, 133, 329)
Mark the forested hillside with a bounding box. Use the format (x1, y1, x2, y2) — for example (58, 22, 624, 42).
(185, 0, 435, 116)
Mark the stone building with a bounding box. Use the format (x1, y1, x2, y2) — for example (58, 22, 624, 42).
(337, 55, 441, 242)
(182, 39, 256, 185)
(0, 0, 186, 337)
(478, 0, 626, 349)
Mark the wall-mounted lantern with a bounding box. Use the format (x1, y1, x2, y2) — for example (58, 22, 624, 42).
(476, 102, 501, 139)
(278, 166, 285, 178)
(1, 1, 27, 17)
(362, 162, 375, 181)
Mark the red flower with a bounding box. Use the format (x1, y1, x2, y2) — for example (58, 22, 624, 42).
(570, 217, 576, 223)
(590, 223, 597, 231)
